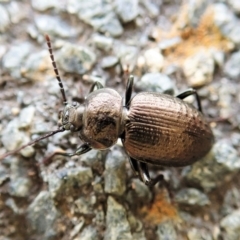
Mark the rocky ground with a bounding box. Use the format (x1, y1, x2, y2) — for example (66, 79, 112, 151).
(0, 0, 240, 239)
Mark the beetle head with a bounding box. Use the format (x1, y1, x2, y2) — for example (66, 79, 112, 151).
(59, 102, 85, 132)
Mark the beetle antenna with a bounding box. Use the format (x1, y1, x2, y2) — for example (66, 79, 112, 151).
(45, 34, 68, 105)
(0, 128, 65, 160)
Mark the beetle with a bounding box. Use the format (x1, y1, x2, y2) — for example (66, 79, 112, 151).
(0, 35, 214, 186)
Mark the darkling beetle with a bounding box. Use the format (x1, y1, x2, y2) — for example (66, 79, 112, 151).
(0, 35, 214, 186)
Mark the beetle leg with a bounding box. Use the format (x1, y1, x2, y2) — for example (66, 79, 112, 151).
(176, 88, 202, 112)
(125, 75, 134, 108)
(43, 143, 92, 165)
(128, 157, 140, 176)
(89, 81, 104, 93)
(137, 161, 152, 185)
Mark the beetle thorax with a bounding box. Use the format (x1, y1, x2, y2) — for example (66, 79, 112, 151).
(80, 88, 124, 150)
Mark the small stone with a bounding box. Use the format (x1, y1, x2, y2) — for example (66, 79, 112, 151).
(104, 196, 132, 240)
(57, 43, 96, 75)
(158, 37, 182, 51)
(212, 3, 240, 45)
(183, 52, 214, 87)
(75, 195, 96, 215)
(187, 228, 213, 240)
(80, 150, 104, 171)
(101, 56, 118, 69)
(9, 158, 32, 197)
(156, 220, 177, 240)
(3, 43, 32, 69)
(92, 34, 114, 51)
(21, 50, 51, 82)
(220, 209, 240, 240)
(67, 0, 123, 37)
(227, 0, 240, 14)
(104, 147, 127, 196)
(48, 166, 93, 199)
(175, 188, 210, 206)
(20, 146, 35, 158)
(224, 51, 240, 79)
(18, 106, 35, 129)
(27, 191, 59, 237)
(140, 0, 159, 18)
(143, 48, 164, 72)
(114, 43, 138, 68)
(1, 119, 26, 151)
(31, 0, 59, 11)
(135, 72, 174, 95)
(126, 179, 152, 206)
(116, 0, 139, 23)
(76, 226, 98, 240)
(35, 15, 79, 38)
(0, 4, 10, 32)
(6, 1, 27, 24)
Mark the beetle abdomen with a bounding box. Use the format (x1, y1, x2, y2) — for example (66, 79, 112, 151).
(123, 92, 214, 166)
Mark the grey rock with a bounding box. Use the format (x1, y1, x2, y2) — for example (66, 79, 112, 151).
(126, 179, 152, 206)
(74, 194, 96, 215)
(135, 72, 174, 95)
(5, 198, 23, 214)
(80, 149, 103, 170)
(187, 228, 213, 240)
(67, 0, 123, 37)
(185, 141, 240, 192)
(158, 37, 182, 51)
(35, 15, 79, 38)
(140, 0, 159, 18)
(221, 187, 240, 216)
(114, 42, 138, 67)
(1, 118, 26, 151)
(57, 43, 96, 75)
(2, 42, 32, 78)
(70, 219, 85, 239)
(104, 196, 132, 240)
(27, 191, 59, 237)
(183, 52, 214, 87)
(156, 220, 177, 240)
(175, 188, 210, 206)
(220, 209, 240, 240)
(31, 0, 59, 11)
(116, 0, 139, 23)
(224, 51, 240, 79)
(92, 34, 114, 51)
(21, 50, 51, 82)
(212, 3, 240, 45)
(104, 148, 127, 196)
(9, 158, 32, 197)
(185, 0, 209, 28)
(0, 4, 10, 32)
(6, 2, 27, 24)
(226, 0, 240, 14)
(101, 56, 119, 69)
(143, 48, 164, 72)
(0, 165, 9, 185)
(128, 212, 145, 240)
(18, 106, 35, 129)
(48, 166, 93, 199)
(76, 226, 98, 240)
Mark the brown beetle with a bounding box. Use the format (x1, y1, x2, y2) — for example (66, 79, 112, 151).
(0, 35, 214, 186)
